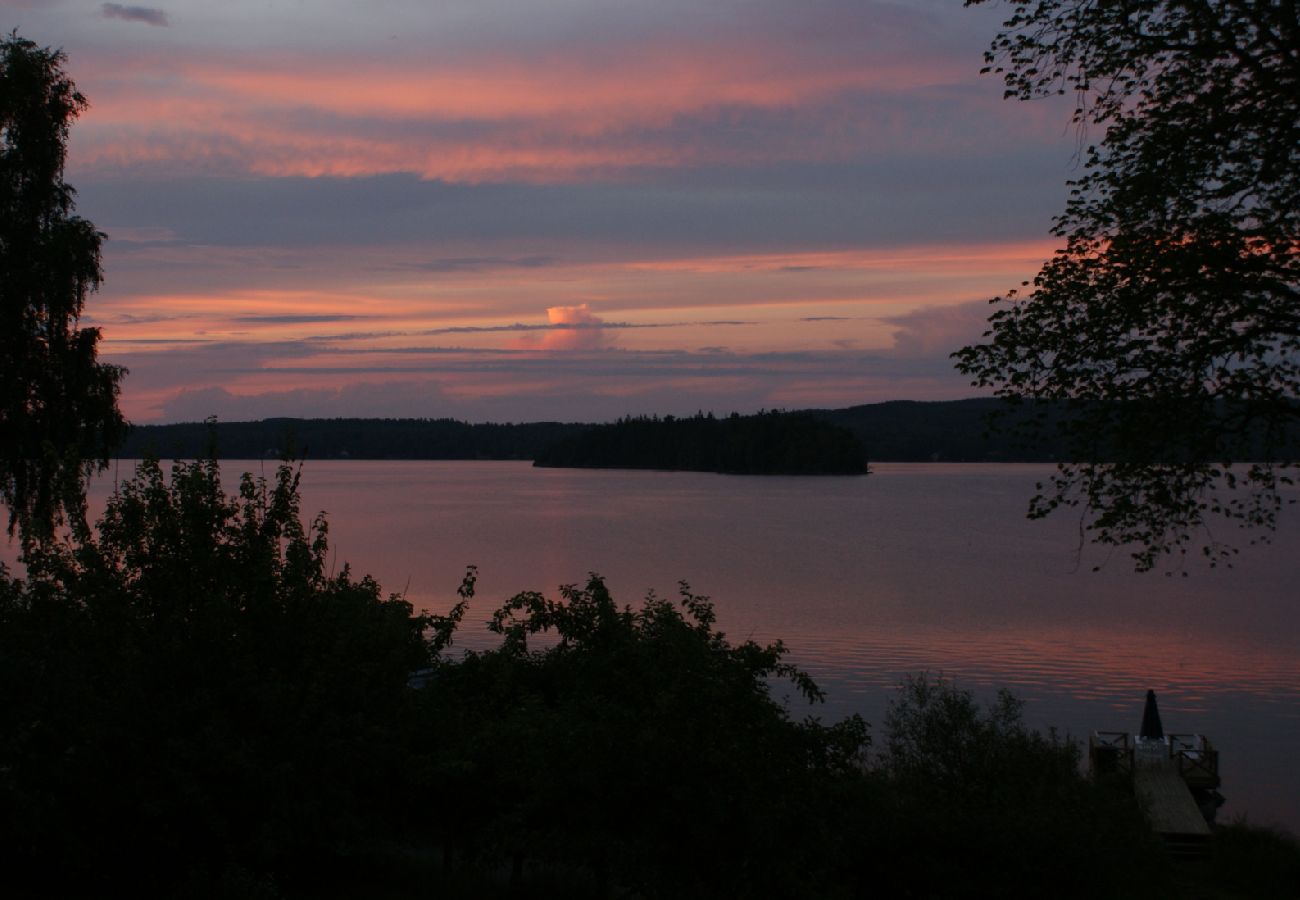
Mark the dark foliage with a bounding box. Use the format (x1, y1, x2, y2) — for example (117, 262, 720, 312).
(533, 410, 868, 474)
(0, 459, 428, 895)
(1205, 819, 1300, 898)
(858, 674, 1166, 899)
(955, 0, 1300, 571)
(0, 456, 1180, 898)
(409, 574, 870, 899)
(0, 33, 126, 549)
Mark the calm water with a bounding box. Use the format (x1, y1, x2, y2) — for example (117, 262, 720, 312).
(21, 460, 1300, 829)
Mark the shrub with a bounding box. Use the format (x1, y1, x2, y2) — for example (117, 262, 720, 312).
(0, 458, 427, 894)
(857, 673, 1165, 899)
(410, 575, 870, 898)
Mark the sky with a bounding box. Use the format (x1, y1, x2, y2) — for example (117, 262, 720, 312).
(7, 0, 1080, 423)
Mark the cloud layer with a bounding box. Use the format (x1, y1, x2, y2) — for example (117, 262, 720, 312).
(9, 0, 1074, 421)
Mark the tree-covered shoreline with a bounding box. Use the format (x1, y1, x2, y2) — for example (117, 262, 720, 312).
(532, 410, 869, 475)
(112, 400, 1076, 465)
(115, 417, 586, 463)
(114, 398, 1299, 472)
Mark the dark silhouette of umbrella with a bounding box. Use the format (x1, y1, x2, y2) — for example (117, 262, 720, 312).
(1139, 689, 1164, 740)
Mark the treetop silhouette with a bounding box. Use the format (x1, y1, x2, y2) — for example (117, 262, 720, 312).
(1, 32, 126, 550)
(956, 0, 1300, 570)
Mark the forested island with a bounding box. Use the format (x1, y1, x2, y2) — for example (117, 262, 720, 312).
(533, 411, 869, 474)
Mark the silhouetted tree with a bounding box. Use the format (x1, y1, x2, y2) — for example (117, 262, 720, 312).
(411, 575, 870, 898)
(1, 33, 125, 549)
(955, 1, 1300, 570)
(0, 457, 428, 895)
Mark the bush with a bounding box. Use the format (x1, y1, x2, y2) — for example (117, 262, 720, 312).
(409, 575, 870, 898)
(1208, 819, 1300, 898)
(0, 458, 428, 895)
(855, 673, 1166, 899)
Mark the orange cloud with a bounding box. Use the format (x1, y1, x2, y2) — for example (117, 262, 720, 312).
(501, 304, 611, 351)
(179, 44, 955, 120)
(71, 39, 986, 182)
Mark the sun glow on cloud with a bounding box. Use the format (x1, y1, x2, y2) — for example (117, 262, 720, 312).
(535, 304, 608, 351)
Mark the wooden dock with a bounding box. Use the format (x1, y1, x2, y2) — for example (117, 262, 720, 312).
(1089, 730, 1218, 854)
(1134, 763, 1211, 837)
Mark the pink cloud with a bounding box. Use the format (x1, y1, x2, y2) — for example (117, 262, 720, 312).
(67, 33, 1023, 183)
(513, 304, 610, 351)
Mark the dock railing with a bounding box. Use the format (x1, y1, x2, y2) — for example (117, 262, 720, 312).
(1168, 733, 1220, 788)
(1090, 731, 1220, 789)
(1089, 731, 1134, 776)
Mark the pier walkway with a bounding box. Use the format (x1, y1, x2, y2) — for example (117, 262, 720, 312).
(1090, 728, 1217, 854)
(1134, 761, 1212, 838)
(1091, 692, 1219, 855)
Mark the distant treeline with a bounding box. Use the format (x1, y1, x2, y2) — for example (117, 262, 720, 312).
(116, 400, 1044, 464)
(117, 417, 585, 461)
(533, 411, 868, 475)
(816, 399, 1071, 462)
(116, 398, 1298, 466)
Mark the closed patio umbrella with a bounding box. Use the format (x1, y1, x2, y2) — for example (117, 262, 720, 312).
(1139, 689, 1164, 740)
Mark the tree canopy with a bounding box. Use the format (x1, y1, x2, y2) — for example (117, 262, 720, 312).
(955, 0, 1300, 570)
(533, 410, 869, 475)
(0, 33, 125, 550)
(0, 458, 430, 895)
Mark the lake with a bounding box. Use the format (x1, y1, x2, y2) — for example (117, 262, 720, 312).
(20, 460, 1300, 829)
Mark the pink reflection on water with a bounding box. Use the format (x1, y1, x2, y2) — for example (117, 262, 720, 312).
(778, 623, 1300, 702)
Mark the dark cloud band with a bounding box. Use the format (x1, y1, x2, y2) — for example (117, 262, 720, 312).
(101, 3, 170, 27)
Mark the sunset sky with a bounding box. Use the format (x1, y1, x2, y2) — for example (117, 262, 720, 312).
(9, 0, 1079, 423)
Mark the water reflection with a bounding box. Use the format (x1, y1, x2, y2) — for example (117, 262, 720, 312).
(781, 625, 1300, 704)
